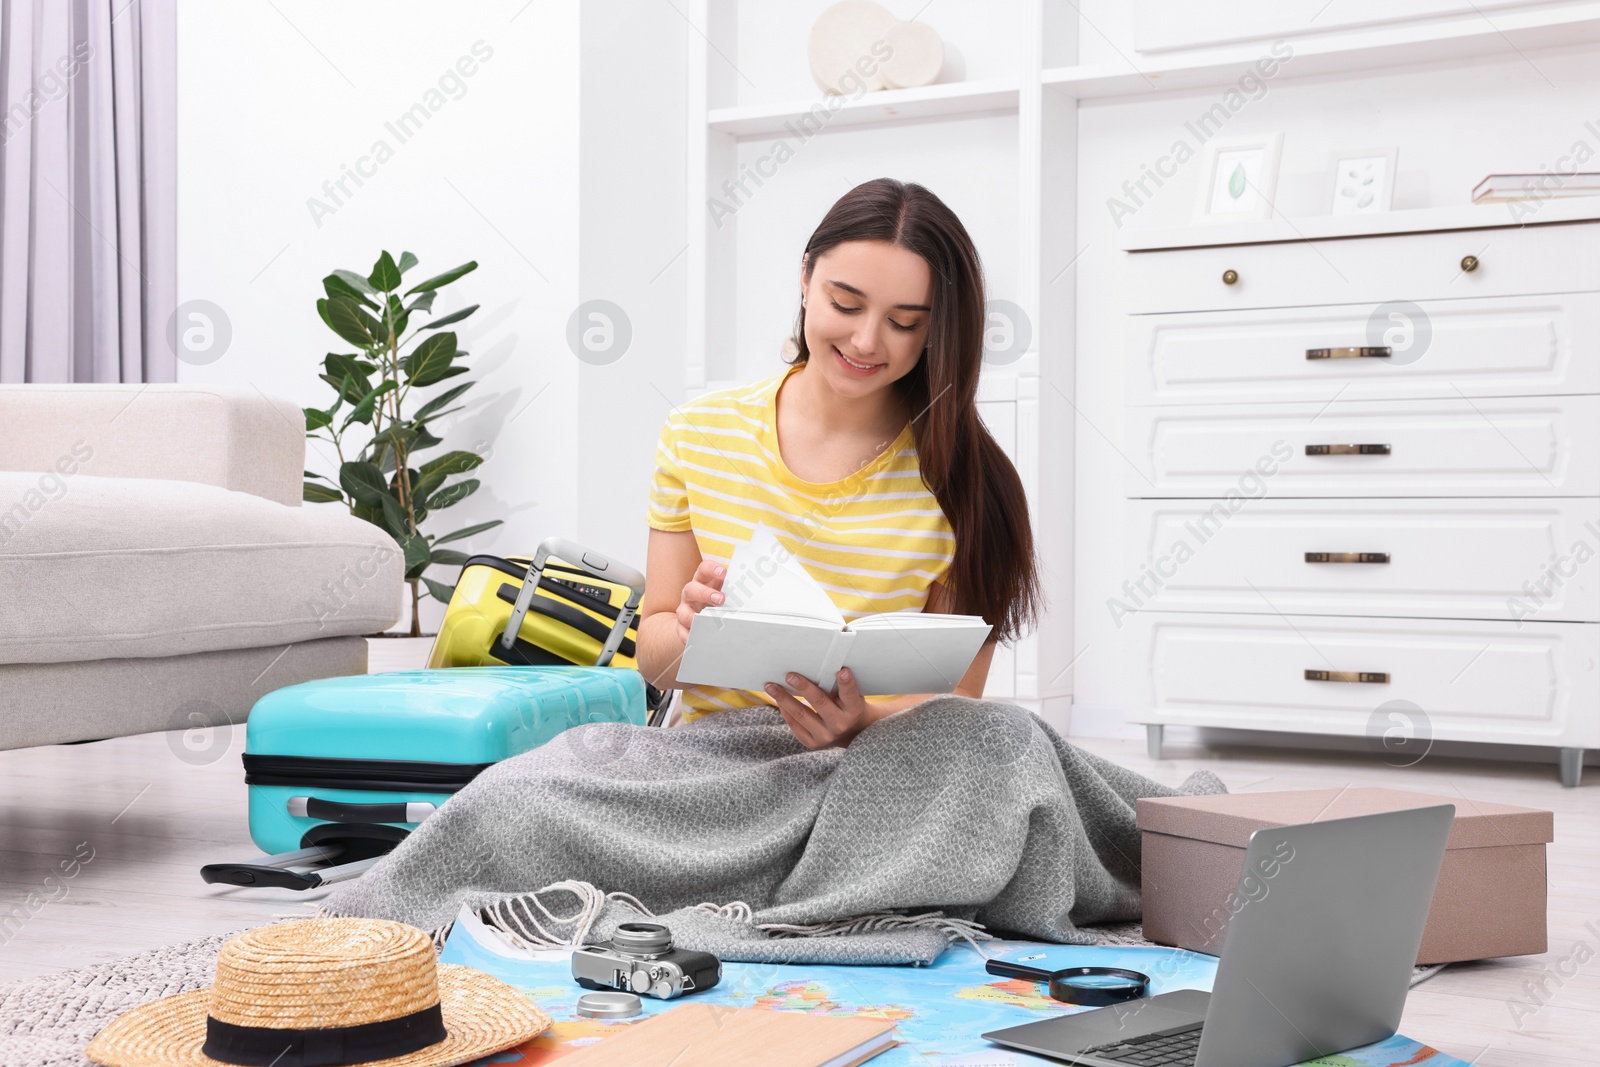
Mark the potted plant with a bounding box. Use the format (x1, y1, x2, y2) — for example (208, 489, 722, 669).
(301, 251, 499, 636)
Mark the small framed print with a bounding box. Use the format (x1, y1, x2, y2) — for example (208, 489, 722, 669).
(1328, 147, 1398, 215)
(1192, 133, 1284, 224)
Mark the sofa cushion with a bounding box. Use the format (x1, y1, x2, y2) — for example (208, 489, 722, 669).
(0, 473, 404, 665)
(0, 384, 305, 507)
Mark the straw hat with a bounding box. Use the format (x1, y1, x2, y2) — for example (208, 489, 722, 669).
(86, 918, 551, 1067)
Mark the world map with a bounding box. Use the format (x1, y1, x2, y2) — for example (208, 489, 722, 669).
(439, 911, 1468, 1066)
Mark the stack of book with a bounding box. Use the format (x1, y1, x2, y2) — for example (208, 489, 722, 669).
(1472, 172, 1600, 204)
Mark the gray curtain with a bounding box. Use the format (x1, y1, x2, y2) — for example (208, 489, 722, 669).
(0, 0, 176, 383)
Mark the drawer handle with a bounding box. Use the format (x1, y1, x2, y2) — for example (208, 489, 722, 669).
(1460, 254, 1479, 273)
(1222, 269, 1239, 285)
(1305, 669, 1389, 684)
(1305, 551, 1390, 564)
(1306, 346, 1391, 360)
(1305, 443, 1391, 455)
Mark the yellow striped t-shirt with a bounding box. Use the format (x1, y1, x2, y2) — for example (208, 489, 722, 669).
(647, 363, 956, 720)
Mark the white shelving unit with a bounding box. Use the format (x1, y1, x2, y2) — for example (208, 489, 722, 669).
(1122, 198, 1600, 251)
(1046, 1, 1600, 100)
(680, 0, 1600, 719)
(707, 78, 1021, 138)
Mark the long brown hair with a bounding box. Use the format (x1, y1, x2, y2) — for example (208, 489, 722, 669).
(788, 178, 1042, 644)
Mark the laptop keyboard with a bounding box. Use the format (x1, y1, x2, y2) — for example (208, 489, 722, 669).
(1079, 1025, 1202, 1066)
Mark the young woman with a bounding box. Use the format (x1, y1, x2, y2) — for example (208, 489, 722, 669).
(637, 178, 1041, 749)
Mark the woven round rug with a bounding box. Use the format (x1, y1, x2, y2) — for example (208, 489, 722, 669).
(0, 930, 238, 1067)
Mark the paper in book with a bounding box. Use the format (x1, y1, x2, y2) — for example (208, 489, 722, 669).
(677, 522, 992, 697)
(719, 522, 844, 624)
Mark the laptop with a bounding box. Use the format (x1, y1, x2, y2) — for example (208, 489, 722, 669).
(983, 804, 1455, 1067)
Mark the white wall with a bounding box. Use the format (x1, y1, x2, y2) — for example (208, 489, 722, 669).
(176, 0, 691, 625)
(176, 0, 582, 629)
(576, 2, 688, 570)
(1070, 36, 1600, 739)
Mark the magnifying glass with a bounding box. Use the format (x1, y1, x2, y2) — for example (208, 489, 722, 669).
(985, 959, 1151, 1006)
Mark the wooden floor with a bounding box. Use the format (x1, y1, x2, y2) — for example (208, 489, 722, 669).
(0, 638, 1592, 1066)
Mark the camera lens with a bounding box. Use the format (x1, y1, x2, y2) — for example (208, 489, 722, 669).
(610, 922, 673, 955)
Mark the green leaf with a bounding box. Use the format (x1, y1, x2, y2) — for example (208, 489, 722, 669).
(426, 478, 479, 509)
(412, 382, 474, 422)
(419, 449, 482, 479)
(304, 407, 332, 431)
(323, 273, 379, 309)
(322, 352, 360, 377)
(1228, 162, 1247, 200)
(399, 533, 431, 579)
(304, 469, 329, 480)
(380, 493, 413, 541)
(405, 290, 438, 313)
(369, 425, 417, 469)
(430, 548, 471, 567)
(414, 407, 464, 426)
(420, 304, 479, 331)
(351, 500, 392, 538)
(324, 296, 381, 348)
(423, 576, 457, 604)
(403, 331, 459, 386)
(317, 371, 361, 407)
(397, 251, 418, 275)
(321, 354, 371, 402)
(388, 467, 421, 498)
(339, 461, 391, 506)
(342, 380, 397, 427)
(385, 293, 409, 338)
(303, 481, 344, 504)
(332, 269, 378, 296)
(369, 251, 402, 292)
(423, 366, 470, 385)
(432, 519, 502, 546)
(411, 423, 443, 452)
(353, 499, 409, 543)
(404, 260, 477, 296)
(409, 467, 450, 505)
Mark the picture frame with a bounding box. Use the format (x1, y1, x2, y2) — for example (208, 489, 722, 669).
(1192, 133, 1284, 224)
(1327, 147, 1399, 215)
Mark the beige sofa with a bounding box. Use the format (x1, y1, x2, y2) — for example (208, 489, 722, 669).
(0, 385, 403, 750)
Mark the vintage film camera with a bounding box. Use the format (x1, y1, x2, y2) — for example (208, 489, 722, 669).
(571, 922, 722, 1000)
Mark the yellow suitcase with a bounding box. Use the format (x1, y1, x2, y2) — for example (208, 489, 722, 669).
(427, 537, 668, 722)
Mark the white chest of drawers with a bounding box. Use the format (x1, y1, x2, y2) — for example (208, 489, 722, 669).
(1119, 210, 1600, 786)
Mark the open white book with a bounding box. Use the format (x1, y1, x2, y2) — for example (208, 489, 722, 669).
(677, 524, 993, 697)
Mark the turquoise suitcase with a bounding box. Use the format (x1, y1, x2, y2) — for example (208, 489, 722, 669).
(200, 666, 645, 890)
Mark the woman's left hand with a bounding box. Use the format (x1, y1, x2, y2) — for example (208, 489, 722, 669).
(765, 667, 881, 749)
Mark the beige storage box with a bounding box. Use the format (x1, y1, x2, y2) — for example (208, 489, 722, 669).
(1137, 787, 1553, 965)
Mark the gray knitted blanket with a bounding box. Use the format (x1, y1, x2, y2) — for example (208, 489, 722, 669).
(322, 697, 1225, 965)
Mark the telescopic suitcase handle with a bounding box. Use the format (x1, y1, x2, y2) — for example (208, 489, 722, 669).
(499, 536, 647, 667)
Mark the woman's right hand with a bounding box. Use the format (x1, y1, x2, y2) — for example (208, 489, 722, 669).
(675, 560, 727, 645)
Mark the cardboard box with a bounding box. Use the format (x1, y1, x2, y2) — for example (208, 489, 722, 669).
(1137, 787, 1553, 965)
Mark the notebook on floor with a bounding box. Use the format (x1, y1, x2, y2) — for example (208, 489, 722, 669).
(555, 1001, 898, 1067)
